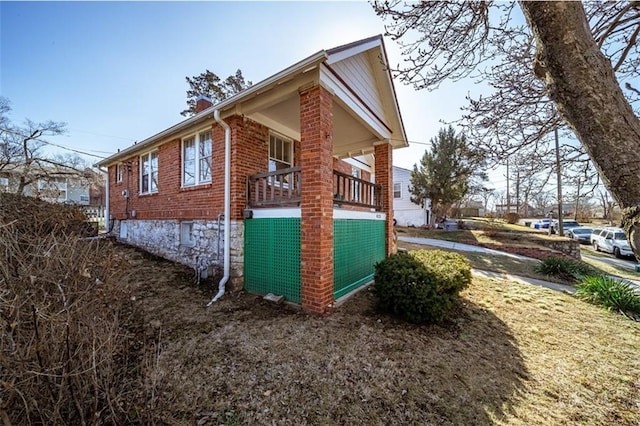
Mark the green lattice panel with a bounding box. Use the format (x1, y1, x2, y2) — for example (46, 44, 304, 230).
(334, 219, 386, 299)
(244, 218, 301, 303)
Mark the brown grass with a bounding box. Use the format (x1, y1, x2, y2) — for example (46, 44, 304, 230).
(124, 246, 639, 425)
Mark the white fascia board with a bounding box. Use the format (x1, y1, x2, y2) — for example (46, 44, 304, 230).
(334, 209, 386, 220)
(319, 65, 391, 141)
(248, 112, 301, 141)
(341, 157, 373, 174)
(251, 208, 301, 219)
(326, 38, 382, 65)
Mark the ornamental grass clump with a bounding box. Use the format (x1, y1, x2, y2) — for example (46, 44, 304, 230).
(534, 256, 599, 283)
(576, 275, 640, 321)
(373, 249, 471, 324)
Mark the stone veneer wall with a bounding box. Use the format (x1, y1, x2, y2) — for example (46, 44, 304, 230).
(112, 219, 245, 289)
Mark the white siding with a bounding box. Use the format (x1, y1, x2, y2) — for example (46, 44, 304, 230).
(331, 53, 385, 120)
(392, 166, 431, 227)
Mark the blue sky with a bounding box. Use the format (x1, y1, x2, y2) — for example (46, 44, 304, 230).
(1, 1, 489, 182)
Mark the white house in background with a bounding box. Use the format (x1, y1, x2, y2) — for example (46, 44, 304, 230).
(392, 166, 431, 227)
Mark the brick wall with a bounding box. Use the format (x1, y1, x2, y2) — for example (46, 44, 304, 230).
(108, 116, 273, 222)
(375, 142, 395, 255)
(300, 85, 335, 314)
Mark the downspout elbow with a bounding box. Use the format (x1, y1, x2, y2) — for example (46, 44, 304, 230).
(208, 109, 231, 305)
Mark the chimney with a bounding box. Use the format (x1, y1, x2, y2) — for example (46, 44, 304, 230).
(195, 95, 213, 113)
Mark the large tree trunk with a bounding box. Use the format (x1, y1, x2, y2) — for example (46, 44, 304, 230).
(520, 1, 640, 257)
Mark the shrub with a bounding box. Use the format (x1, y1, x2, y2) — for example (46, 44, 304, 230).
(373, 250, 471, 324)
(0, 194, 140, 423)
(410, 249, 472, 293)
(576, 275, 640, 320)
(534, 256, 600, 283)
(505, 212, 520, 224)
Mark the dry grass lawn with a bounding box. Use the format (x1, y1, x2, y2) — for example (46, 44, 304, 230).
(124, 246, 640, 425)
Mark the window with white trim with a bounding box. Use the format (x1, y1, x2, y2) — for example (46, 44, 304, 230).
(140, 151, 158, 194)
(38, 177, 68, 202)
(393, 182, 402, 199)
(183, 130, 212, 187)
(116, 163, 124, 183)
(269, 133, 293, 172)
(180, 222, 195, 246)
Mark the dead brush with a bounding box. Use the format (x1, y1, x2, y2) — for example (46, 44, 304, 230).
(0, 194, 142, 424)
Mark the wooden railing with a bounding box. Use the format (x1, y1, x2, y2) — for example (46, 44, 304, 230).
(247, 166, 301, 207)
(333, 170, 381, 210)
(247, 167, 381, 210)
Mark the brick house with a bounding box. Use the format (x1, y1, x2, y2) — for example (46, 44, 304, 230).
(97, 35, 407, 314)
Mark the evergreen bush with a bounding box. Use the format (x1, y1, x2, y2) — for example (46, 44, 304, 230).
(373, 249, 471, 323)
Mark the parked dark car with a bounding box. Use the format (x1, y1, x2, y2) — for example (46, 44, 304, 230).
(567, 226, 593, 244)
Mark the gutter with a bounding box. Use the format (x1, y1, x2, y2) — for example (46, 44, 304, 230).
(207, 109, 231, 305)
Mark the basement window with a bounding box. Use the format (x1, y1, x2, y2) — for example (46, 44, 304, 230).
(180, 222, 195, 247)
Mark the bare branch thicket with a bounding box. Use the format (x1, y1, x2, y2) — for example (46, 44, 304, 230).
(0, 193, 142, 424)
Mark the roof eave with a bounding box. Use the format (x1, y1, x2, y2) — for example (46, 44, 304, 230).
(97, 50, 329, 167)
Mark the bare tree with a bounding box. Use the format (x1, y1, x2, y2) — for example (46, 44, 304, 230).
(598, 188, 618, 223)
(0, 97, 87, 196)
(373, 0, 640, 255)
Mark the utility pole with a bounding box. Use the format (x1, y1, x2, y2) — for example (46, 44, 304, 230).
(506, 158, 511, 217)
(515, 169, 520, 216)
(554, 128, 564, 236)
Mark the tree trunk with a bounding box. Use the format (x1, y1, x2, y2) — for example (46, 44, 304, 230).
(520, 1, 640, 256)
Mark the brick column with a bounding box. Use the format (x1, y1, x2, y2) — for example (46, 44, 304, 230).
(300, 85, 334, 314)
(375, 142, 395, 256)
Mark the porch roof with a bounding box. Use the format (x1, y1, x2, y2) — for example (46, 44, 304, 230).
(97, 35, 408, 167)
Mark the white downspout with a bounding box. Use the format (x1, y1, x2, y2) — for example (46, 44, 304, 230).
(207, 109, 231, 305)
(98, 166, 110, 233)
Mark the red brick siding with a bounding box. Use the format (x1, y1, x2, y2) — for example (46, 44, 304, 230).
(375, 143, 395, 255)
(108, 116, 271, 222)
(300, 85, 334, 314)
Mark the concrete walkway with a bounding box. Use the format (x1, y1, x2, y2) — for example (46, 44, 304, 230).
(397, 235, 576, 294)
(471, 269, 576, 294)
(398, 236, 532, 260)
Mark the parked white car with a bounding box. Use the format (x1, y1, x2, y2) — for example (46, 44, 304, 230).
(590, 227, 635, 258)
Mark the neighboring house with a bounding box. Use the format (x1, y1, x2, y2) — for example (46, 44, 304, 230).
(97, 35, 408, 314)
(452, 199, 484, 218)
(495, 203, 538, 217)
(392, 166, 431, 227)
(0, 164, 99, 205)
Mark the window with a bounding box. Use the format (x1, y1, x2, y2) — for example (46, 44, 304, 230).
(393, 182, 402, 199)
(116, 163, 124, 183)
(80, 194, 90, 203)
(0, 176, 8, 191)
(269, 133, 293, 172)
(38, 178, 67, 202)
(180, 222, 195, 246)
(183, 130, 212, 187)
(140, 151, 158, 194)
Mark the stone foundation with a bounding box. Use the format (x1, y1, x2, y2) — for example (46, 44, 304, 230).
(112, 219, 245, 288)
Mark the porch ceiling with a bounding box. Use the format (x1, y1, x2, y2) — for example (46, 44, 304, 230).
(246, 95, 380, 159)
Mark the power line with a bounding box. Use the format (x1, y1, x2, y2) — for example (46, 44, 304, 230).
(0, 127, 110, 159)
